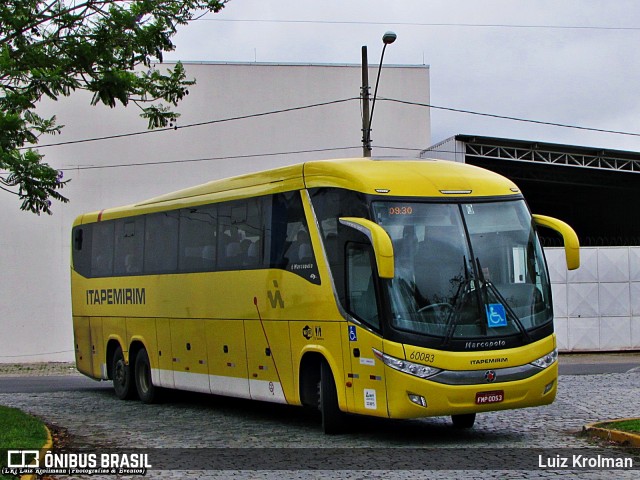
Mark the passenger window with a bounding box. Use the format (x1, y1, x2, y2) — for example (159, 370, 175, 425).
(91, 222, 115, 277)
(217, 198, 265, 270)
(114, 218, 144, 275)
(179, 205, 217, 272)
(72, 226, 92, 277)
(144, 212, 179, 273)
(269, 192, 320, 284)
(346, 243, 380, 329)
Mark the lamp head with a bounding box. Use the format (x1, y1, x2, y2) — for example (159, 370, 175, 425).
(382, 31, 397, 45)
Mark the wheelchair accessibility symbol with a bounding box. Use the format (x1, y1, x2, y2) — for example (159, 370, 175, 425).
(348, 325, 358, 342)
(485, 303, 507, 328)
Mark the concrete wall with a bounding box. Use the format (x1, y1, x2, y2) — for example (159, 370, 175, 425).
(547, 247, 640, 352)
(0, 62, 430, 363)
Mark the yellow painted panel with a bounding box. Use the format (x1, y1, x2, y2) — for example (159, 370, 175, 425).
(73, 316, 92, 377)
(245, 319, 293, 401)
(344, 325, 388, 417)
(170, 319, 208, 375)
(205, 319, 248, 380)
(89, 318, 104, 379)
(155, 318, 173, 388)
(126, 317, 158, 368)
(102, 317, 127, 360)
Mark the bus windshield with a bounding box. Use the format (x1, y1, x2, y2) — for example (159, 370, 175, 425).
(373, 200, 552, 344)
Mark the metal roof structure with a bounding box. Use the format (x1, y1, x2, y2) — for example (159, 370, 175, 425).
(422, 135, 640, 246)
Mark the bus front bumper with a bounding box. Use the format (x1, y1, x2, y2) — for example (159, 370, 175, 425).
(385, 361, 558, 419)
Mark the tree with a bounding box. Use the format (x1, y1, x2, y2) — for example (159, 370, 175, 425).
(0, 0, 227, 215)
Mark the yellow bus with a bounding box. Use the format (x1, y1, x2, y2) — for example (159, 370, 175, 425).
(71, 158, 579, 433)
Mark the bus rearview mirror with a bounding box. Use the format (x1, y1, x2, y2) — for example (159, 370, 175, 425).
(533, 214, 580, 270)
(339, 217, 394, 278)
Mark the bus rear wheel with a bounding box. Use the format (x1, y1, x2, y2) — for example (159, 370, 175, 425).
(451, 413, 476, 429)
(134, 348, 157, 403)
(112, 346, 135, 400)
(318, 361, 344, 434)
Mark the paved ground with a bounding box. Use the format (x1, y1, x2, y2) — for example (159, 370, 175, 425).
(1, 356, 639, 479)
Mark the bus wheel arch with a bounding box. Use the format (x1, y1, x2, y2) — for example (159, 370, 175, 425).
(299, 352, 323, 408)
(299, 351, 345, 434)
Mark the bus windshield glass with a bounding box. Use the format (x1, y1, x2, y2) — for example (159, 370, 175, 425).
(373, 200, 552, 344)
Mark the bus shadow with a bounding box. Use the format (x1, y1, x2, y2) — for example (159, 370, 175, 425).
(96, 387, 525, 446)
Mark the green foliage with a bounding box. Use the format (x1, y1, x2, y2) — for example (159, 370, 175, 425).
(0, 405, 47, 479)
(599, 419, 640, 433)
(0, 0, 227, 214)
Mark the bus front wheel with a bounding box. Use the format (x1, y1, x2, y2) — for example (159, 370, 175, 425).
(319, 361, 343, 434)
(134, 348, 157, 403)
(112, 346, 134, 400)
(451, 413, 476, 429)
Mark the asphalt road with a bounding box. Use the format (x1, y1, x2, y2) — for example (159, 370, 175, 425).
(0, 375, 111, 393)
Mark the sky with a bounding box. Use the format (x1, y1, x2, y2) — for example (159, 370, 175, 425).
(163, 0, 640, 153)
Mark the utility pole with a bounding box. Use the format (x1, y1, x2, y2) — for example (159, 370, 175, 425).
(360, 32, 397, 159)
(361, 45, 372, 158)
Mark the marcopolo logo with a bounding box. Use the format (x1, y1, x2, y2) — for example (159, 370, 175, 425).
(3, 450, 151, 476)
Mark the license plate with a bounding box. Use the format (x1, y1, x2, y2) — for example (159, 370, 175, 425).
(475, 390, 504, 405)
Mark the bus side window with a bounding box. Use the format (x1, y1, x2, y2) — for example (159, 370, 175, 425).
(179, 205, 217, 272)
(91, 222, 115, 277)
(346, 243, 380, 330)
(72, 226, 92, 277)
(144, 212, 179, 273)
(114, 218, 144, 275)
(269, 192, 320, 284)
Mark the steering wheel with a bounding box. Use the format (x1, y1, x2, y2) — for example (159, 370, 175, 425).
(418, 303, 452, 314)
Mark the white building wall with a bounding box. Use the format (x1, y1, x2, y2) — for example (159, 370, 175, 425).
(0, 62, 430, 363)
(547, 246, 640, 352)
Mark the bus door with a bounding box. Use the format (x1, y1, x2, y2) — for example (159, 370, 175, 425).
(343, 243, 389, 417)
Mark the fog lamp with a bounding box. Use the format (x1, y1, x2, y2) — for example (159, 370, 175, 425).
(408, 393, 427, 407)
(543, 380, 555, 395)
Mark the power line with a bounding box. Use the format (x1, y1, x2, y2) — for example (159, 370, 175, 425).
(197, 18, 640, 32)
(380, 97, 640, 138)
(60, 146, 362, 172)
(16, 95, 640, 157)
(29, 97, 360, 150)
(0, 349, 74, 358)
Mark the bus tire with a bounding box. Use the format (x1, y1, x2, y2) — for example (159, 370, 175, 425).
(451, 413, 476, 429)
(319, 360, 343, 434)
(112, 345, 135, 400)
(134, 348, 157, 403)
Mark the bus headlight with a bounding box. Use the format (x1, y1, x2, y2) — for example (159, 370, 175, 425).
(372, 349, 441, 379)
(530, 348, 558, 369)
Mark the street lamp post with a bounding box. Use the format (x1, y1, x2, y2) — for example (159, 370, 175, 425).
(361, 31, 397, 158)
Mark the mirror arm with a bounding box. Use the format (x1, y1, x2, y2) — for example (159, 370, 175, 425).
(339, 217, 395, 278)
(533, 214, 580, 270)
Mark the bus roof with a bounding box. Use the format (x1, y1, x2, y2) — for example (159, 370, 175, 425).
(78, 158, 520, 222)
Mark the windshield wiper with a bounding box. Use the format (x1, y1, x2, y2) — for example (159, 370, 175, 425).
(476, 258, 532, 342)
(442, 256, 472, 346)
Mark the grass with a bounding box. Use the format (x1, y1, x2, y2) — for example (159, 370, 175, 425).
(598, 418, 640, 434)
(0, 406, 48, 479)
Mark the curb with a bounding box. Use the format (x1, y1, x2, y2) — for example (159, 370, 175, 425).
(583, 418, 640, 448)
(20, 424, 53, 480)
